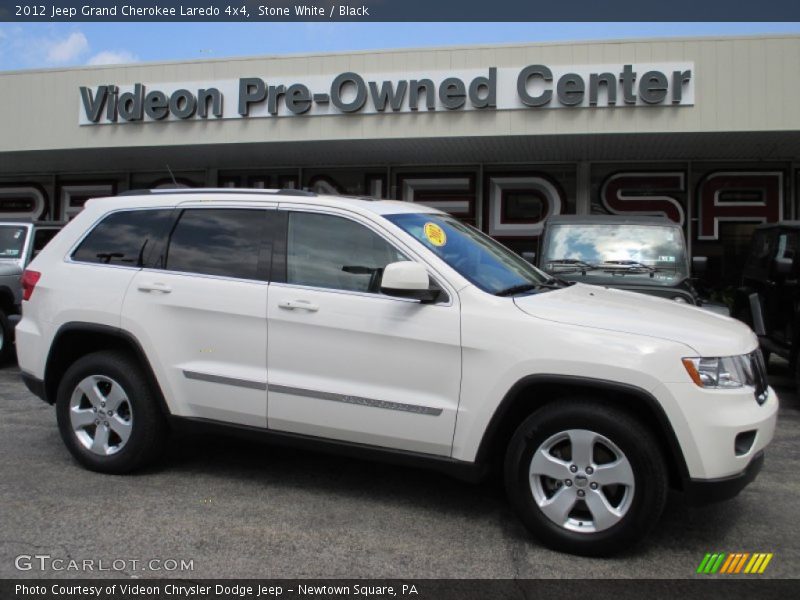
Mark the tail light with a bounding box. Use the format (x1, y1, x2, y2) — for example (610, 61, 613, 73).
(21, 269, 41, 301)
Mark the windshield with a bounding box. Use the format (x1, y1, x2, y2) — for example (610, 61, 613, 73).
(0, 225, 28, 260)
(384, 213, 551, 294)
(542, 223, 689, 280)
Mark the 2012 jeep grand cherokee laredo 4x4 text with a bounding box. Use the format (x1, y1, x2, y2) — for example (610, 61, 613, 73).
(16, 189, 778, 556)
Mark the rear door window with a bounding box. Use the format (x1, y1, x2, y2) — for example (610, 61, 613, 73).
(165, 208, 269, 281)
(72, 210, 174, 266)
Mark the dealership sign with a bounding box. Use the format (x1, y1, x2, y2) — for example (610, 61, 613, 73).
(78, 63, 694, 125)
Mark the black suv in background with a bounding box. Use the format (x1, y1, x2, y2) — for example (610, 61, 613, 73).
(734, 222, 800, 382)
(535, 215, 728, 315)
(0, 221, 63, 361)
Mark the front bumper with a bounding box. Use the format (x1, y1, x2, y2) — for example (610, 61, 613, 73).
(654, 382, 778, 480)
(684, 451, 764, 506)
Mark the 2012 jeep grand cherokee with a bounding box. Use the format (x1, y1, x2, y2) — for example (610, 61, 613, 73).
(16, 189, 778, 556)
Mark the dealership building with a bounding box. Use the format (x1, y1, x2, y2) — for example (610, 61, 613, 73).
(1, 34, 799, 288)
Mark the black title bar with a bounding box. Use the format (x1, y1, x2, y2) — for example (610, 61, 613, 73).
(2, 0, 800, 22)
(2, 579, 799, 600)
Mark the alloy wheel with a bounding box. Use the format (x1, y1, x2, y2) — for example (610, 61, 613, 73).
(528, 428, 635, 533)
(69, 375, 133, 456)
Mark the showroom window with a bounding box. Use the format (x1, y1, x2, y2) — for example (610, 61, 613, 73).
(287, 212, 407, 293)
(165, 209, 267, 280)
(72, 209, 173, 267)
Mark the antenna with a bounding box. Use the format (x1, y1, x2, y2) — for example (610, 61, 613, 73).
(166, 164, 178, 187)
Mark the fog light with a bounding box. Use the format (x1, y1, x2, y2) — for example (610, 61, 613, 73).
(673, 296, 688, 303)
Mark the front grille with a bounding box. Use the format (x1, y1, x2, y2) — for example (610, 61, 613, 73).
(749, 349, 769, 405)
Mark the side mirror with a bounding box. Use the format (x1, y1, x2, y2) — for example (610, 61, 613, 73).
(692, 256, 708, 275)
(774, 256, 793, 275)
(380, 261, 440, 303)
(521, 251, 536, 264)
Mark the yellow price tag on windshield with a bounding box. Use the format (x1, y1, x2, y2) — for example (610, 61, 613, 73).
(424, 222, 447, 247)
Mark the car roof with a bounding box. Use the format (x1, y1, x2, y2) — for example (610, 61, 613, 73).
(545, 214, 678, 227)
(93, 188, 443, 217)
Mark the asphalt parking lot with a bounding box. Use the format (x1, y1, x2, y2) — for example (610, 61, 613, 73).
(0, 359, 798, 580)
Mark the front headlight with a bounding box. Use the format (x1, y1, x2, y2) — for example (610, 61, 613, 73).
(682, 355, 753, 389)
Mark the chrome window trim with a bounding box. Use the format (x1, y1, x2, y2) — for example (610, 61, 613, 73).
(63, 203, 458, 302)
(66, 205, 276, 282)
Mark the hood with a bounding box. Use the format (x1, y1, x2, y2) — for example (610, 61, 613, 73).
(0, 260, 23, 277)
(514, 283, 756, 357)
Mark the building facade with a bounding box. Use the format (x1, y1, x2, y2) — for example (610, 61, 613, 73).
(1, 34, 799, 288)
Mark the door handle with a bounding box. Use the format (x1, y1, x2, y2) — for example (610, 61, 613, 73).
(278, 299, 319, 312)
(137, 282, 172, 294)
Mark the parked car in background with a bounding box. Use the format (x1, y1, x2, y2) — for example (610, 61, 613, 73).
(0, 221, 63, 361)
(17, 189, 776, 556)
(734, 222, 800, 383)
(535, 215, 729, 315)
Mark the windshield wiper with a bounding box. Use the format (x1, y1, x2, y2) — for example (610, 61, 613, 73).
(547, 258, 595, 267)
(600, 260, 675, 277)
(601, 260, 655, 272)
(494, 282, 563, 296)
(545, 258, 600, 274)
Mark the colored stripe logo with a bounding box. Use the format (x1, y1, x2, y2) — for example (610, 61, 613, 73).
(697, 552, 773, 574)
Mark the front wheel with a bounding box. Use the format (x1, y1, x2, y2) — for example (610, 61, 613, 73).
(56, 351, 167, 473)
(504, 400, 668, 556)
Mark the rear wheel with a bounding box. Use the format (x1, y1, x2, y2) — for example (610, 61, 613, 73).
(504, 400, 668, 556)
(56, 351, 167, 473)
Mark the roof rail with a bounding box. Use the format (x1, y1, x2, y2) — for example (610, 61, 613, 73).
(118, 189, 153, 196)
(117, 188, 317, 197)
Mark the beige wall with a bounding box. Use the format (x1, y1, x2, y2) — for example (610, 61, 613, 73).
(1, 34, 799, 153)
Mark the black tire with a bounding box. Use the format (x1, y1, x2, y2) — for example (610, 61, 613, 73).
(504, 399, 668, 557)
(0, 310, 13, 363)
(55, 351, 167, 474)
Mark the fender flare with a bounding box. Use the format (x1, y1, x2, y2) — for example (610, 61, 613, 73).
(474, 374, 691, 486)
(44, 321, 170, 416)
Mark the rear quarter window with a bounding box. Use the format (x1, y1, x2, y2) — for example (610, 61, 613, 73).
(71, 209, 174, 267)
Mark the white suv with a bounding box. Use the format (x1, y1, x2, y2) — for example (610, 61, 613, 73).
(16, 189, 778, 556)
